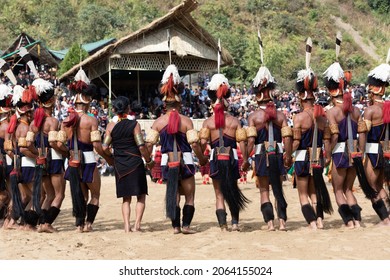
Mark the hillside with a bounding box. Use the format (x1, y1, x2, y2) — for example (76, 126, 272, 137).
(0, 0, 388, 88)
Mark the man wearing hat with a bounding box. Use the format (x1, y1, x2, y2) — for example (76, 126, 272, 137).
(247, 66, 293, 231)
(291, 38, 333, 230)
(324, 61, 364, 229)
(57, 69, 106, 233)
(145, 64, 207, 234)
(0, 83, 13, 224)
(199, 73, 250, 231)
(26, 78, 65, 233)
(360, 50, 390, 225)
(5, 84, 38, 230)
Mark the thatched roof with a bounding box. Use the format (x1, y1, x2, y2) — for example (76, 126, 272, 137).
(1, 32, 60, 66)
(59, 0, 233, 80)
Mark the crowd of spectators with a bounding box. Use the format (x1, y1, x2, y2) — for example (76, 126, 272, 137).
(2, 70, 370, 134)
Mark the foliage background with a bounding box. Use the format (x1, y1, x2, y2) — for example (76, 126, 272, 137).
(0, 0, 388, 88)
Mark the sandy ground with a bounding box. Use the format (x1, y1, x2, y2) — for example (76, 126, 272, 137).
(1, 171, 390, 260)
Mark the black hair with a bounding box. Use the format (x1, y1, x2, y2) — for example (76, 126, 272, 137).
(113, 96, 130, 115)
(207, 88, 231, 103)
(368, 76, 389, 87)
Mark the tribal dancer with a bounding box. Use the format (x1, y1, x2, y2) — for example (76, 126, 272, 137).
(247, 31, 292, 231)
(6, 84, 38, 230)
(200, 73, 250, 231)
(0, 59, 18, 228)
(145, 64, 207, 234)
(27, 78, 65, 233)
(360, 49, 390, 225)
(324, 32, 368, 228)
(292, 38, 333, 230)
(0, 83, 12, 224)
(58, 69, 106, 232)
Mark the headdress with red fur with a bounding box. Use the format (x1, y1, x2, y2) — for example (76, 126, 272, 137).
(11, 84, 36, 116)
(160, 64, 182, 104)
(0, 84, 13, 113)
(207, 73, 230, 129)
(69, 68, 96, 104)
(32, 78, 55, 129)
(367, 48, 390, 97)
(252, 66, 276, 103)
(296, 37, 318, 100)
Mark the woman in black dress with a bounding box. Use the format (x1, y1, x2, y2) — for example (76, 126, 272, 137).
(102, 96, 153, 233)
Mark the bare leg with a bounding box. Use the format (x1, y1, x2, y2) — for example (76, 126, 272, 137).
(132, 195, 146, 232)
(122, 197, 131, 233)
(180, 176, 196, 234)
(296, 175, 317, 230)
(84, 168, 101, 232)
(332, 167, 354, 228)
(259, 176, 275, 231)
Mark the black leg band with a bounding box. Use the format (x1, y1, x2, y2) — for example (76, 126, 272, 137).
(301, 204, 316, 224)
(24, 210, 39, 227)
(39, 209, 48, 225)
(182, 205, 195, 227)
(316, 202, 324, 219)
(261, 202, 274, 223)
(372, 200, 388, 221)
(86, 204, 99, 224)
(338, 204, 353, 225)
(46, 206, 61, 225)
(216, 209, 227, 227)
(171, 206, 181, 228)
(350, 204, 362, 221)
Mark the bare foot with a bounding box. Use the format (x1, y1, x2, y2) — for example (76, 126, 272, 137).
(267, 221, 275, 231)
(39, 224, 57, 233)
(131, 227, 143, 233)
(308, 221, 317, 230)
(317, 218, 324, 229)
(23, 224, 37, 232)
(182, 226, 196, 234)
(75, 226, 84, 233)
(377, 220, 390, 226)
(173, 227, 181, 234)
(354, 221, 361, 228)
(83, 224, 93, 232)
(279, 219, 287, 231)
(220, 224, 228, 232)
(231, 224, 240, 232)
(345, 221, 355, 229)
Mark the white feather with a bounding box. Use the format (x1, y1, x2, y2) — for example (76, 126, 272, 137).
(161, 64, 181, 85)
(12, 85, 25, 106)
(323, 62, 344, 82)
(386, 48, 390, 65)
(0, 84, 11, 100)
(207, 73, 229, 91)
(297, 68, 315, 83)
(253, 66, 275, 87)
(32, 78, 53, 95)
(368, 63, 390, 83)
(74, 68, 90, 85)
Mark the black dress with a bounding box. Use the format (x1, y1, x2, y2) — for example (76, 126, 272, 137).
(111, 119, 148, 198)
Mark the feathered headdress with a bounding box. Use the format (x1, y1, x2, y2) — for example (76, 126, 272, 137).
(0, 84, 13, 113)
(32, 78, 55, 104)
(32, 78, 55, 129)
(69, 68, 96, 104)
(296, 37, 318, 100)
(367, 48, 390, 96)
(208, 73, 230, 129)
(323, 32, 353, 112)
(160, 64, 182, 103)
(252, 29, 276, 103)
(323, 32, 345, 97)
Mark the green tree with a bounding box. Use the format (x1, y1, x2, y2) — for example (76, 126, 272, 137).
(57, 43, 89, 77)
